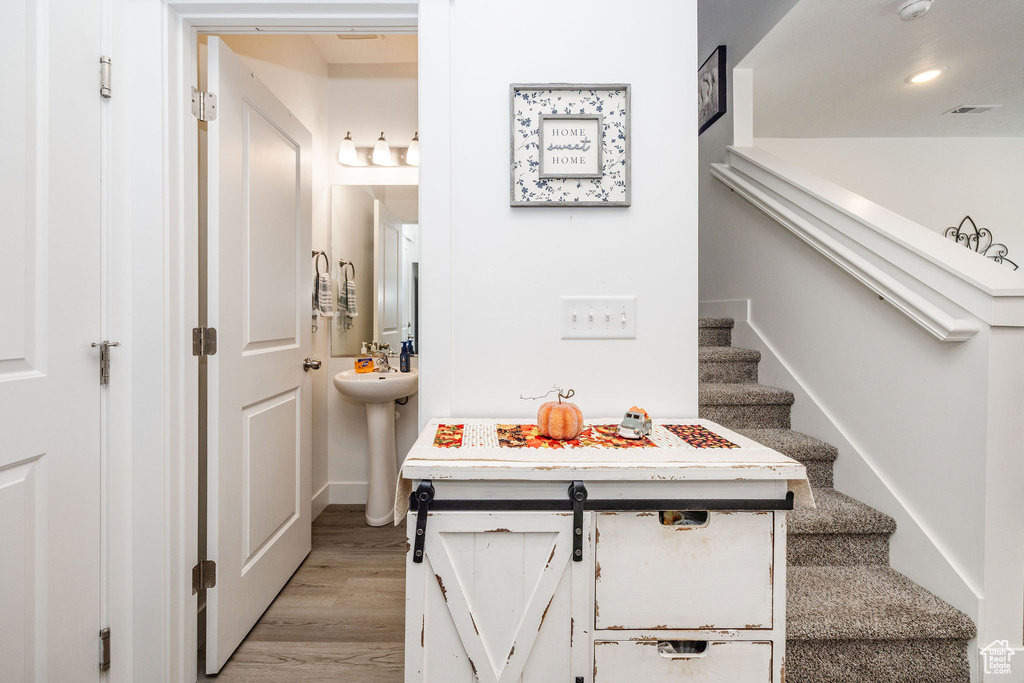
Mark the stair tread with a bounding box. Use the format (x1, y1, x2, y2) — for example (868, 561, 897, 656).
(699, 383, 795, 406)
(698, 317, 734, 329)
(788, 565, 976, 641)
(789, 488, 897, 535)
(734, 428, 838, 461)
(698, 346, 760, 362)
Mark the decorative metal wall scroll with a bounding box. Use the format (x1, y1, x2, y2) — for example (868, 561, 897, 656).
(944, 216, 1018, 270)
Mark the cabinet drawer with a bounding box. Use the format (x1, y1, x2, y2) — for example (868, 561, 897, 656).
(594, 640, 772, 682)
(595, 511, 774, 629)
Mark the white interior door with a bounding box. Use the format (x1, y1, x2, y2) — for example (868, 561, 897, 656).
(204, 36, 313, 673)
(374, 199, 405, 349)
(0, 0, 102, 679)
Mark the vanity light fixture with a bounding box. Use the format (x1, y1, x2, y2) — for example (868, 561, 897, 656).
(906, 65, 947, 83)
(372, 131, 393, 166)
(338, 131, 357, 165)
(406, 132, 420, 167)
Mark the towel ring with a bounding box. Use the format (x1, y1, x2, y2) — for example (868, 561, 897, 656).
(339, 259, 356, 279)
(312, 250, 329, 277)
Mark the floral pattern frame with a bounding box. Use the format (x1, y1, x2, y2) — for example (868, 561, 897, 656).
(510, 83, 631, 207)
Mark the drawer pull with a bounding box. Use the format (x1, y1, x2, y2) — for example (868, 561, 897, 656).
(659, 510, 709, 527)
(657, 640, 709, 659)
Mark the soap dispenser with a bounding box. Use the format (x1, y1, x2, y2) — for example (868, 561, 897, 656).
(355, 342, 373, 373)
(399, 340, 411, 373)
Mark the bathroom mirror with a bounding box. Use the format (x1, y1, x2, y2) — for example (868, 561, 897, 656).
(330, 185, 419, 356)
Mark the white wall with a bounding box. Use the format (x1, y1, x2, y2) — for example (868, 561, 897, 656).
(419, 0, 699, 425)
(218, 35, 332, 517)
(325, 60, 420, 502)
(697, 0, 802, 169)
(757, 137, 1024, 257)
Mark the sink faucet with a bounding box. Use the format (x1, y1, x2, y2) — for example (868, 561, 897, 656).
(372, 342, 395, 373)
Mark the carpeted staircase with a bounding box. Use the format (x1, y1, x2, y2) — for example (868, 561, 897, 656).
(698, 317, 976, 683)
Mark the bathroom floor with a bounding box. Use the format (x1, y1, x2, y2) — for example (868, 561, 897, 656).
(199, 505, 407, 682)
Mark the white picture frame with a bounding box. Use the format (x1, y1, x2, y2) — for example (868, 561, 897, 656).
(510, 84, 631, 207)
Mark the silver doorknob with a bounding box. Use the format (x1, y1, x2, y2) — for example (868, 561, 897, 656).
(303, 358, 322, 371)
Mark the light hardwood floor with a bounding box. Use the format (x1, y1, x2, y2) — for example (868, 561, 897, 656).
(199, 505, 407, 682)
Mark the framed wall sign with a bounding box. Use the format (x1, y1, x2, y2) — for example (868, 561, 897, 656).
(538, 114, 603, 179)
(698, 45, 727, 135)
(510, 84, 630, 207)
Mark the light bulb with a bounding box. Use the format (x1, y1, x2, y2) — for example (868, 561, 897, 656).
(906, 66, 947, 83)
(406, 132, 420, 166)
(372, 131, 392, 166)
(337, 131, 357, 165)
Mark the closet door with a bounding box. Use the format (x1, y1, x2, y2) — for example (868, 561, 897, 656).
(203, 36, 313, 673)
(0, 0, 103, 679)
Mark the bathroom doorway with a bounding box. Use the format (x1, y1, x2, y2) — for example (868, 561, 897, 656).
(194, 30, 420, 678)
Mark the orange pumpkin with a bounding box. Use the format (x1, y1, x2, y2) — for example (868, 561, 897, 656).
(537, 389, 584, 440)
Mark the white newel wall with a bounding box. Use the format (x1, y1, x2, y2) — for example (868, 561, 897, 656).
(757, 137, 1024, 251)
(419, 0, 699, 424)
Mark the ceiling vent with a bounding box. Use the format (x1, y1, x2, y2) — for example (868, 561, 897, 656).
(945, 105, 1002, 115)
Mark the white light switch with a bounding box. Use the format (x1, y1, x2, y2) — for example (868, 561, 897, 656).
(561, 296, 637, 339)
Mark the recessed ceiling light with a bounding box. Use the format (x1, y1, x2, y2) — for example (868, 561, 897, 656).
(905, 66, 947, 83)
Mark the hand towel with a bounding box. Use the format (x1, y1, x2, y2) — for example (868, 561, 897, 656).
(317, 272, 334, 317)
(344, 279, 358, 319)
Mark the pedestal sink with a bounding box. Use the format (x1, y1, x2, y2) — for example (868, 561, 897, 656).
(333, 369, 418, 526)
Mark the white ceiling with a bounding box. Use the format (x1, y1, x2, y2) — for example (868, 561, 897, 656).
(311, 34, 417, 65)
(742, 0, 1024, 137)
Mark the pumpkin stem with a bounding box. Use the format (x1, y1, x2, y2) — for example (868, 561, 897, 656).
(558, 388, 575, 403)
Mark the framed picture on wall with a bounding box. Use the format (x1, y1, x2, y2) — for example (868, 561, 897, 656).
(698, 45, 727, 135)
(510, 84, 630, 207)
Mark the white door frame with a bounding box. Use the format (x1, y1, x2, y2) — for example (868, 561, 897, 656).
(111, 1, 449, 681)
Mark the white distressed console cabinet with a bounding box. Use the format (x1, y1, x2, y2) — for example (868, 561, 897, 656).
(399, 419, 812, 683)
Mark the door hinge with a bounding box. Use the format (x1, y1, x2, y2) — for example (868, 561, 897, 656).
(100, 56, 112, 98)
(99, 627, 111, 671)
(192, 559, 217, 594)
(91, 340, 120, 385)
(192, 327, 217, 357)
(191, 87, 218, 121)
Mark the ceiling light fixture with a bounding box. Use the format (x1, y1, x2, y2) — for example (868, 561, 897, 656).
(337, 131, 357, 165)
(406, 132, 420, 167)
(372, 131, 393, 166)
(897, 0, 932, 21)
(905, 65, 947, 83)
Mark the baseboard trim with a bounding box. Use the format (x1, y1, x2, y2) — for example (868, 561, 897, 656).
(328, 481, 369, 505)
(312, 482, 330, 520)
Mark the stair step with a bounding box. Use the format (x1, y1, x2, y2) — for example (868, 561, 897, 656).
(734, 428, 837, 488)
(698, 317, 733, 347)
(788, 488, 896, 566)
(698, 383, 794, 429)
(698, 346, 759, 383)
(786, 639, 972, 683)
(787, 566, 975, 682)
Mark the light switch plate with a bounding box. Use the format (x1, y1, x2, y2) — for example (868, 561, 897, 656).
(561, 296, 637, 339)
